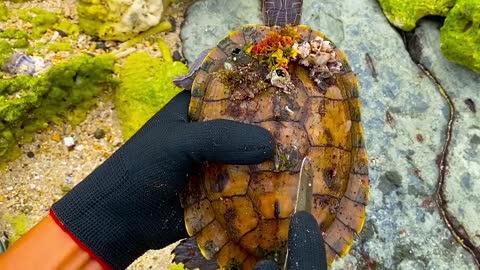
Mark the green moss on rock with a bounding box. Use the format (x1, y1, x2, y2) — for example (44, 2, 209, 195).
(53, 18, 80, 38)
(77, 0, 166, 41)
(378, 0, 456, 31)
(3, 213, 32, 243)
(0, 41, 13, 67)
(0, 54, 117, 164)
(47, 42, 72, 52)
(17, 8, 59, 38)
(440, 0, 480, 73)
(0, 2, 9, 22)
(115, 52, 188, 140)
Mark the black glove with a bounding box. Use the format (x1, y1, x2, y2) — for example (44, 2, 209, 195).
(254, 211, 328, 270)
(51, 91, 274, 269)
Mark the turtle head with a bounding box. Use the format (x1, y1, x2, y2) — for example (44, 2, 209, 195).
(262, 0, 303, 27)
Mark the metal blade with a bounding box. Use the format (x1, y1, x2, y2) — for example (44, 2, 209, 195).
(283, 156, 314, 269)
(294, 156, 313, 213)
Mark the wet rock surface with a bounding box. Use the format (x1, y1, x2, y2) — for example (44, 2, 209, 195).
(409, 19, 480, 248)
(180, 0, 479, 268)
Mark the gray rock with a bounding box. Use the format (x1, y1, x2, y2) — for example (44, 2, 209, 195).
(409, 19, 480, 248)
(180, 0, 478, 268)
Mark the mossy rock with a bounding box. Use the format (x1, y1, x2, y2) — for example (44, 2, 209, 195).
(77, 0, 166, 41)
(0, 2, 9, 22)
(0, 54, 118, 164)
(440, 0, 480, 73)
(3, 213, 32, 244)
(378, 0, 456, 31)
(0, 28, 30, 66)
(115, 52, 188, 140)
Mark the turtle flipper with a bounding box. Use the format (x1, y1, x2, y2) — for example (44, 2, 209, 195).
(173, 49, 211, 90)
(262, 0, 303, 27)
(171, 237, 219, 270)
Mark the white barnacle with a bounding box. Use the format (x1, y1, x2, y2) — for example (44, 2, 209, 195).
(310, 36, 323, 53)
(313, 52, 330, 66)
(328, 61, 342, 73)
(269, 67, 291, 90)
(294, 41, 311, 59)
(321, 40, 333, 52)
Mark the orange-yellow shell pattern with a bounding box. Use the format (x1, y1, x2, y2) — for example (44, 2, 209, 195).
(181, 24, 370, 269)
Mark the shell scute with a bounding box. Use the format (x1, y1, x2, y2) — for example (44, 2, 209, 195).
(195, 220, 229, 259)
(211, 197, 258, 242)
(304, 98, 353, 150)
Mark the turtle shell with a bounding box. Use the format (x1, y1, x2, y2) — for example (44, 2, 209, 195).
(181, 24, 369, 269)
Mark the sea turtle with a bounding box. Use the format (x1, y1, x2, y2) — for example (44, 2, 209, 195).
(172, 0, 370, 269)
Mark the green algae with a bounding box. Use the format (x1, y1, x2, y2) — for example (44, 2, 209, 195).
(77, 0, 172, 41)
(440, 0, 480, 73)
(47, 42, 72, 52)
(115, 52, 188, 140)
(0, 54, 118, 164)
(378, 0, 456, 31)
(3, 213, 32, 243)
(168, 263, 199, 270)
(53, 18, 80, 38)
(0, 28, 30, 66)
(16, 8, 79, 39)
(28, 8, 59, 38)
(120, 21, 172, 49)
(157, 38, 174, 63)
(0, 41, 13, 67)
(0, 2, 9, 22)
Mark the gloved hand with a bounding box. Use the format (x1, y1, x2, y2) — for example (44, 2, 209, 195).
(50, 90, 274, 269)
(254, 211, 328, 270)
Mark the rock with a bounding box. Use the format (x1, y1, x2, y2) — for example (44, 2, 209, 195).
(115, 52, 188, 140)
(77, 0, 165, 41)
(63, 136, 75, 151)
(93, 128, 106, 139)
(377, 0, 455, 31)
(409, 18, 480, 247)
(440, 0, 480, 74)
(180, 0, 478, 268)
(0, 54, 116, 165)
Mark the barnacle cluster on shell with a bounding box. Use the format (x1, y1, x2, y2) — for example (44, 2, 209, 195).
(293, 36, 342, 87)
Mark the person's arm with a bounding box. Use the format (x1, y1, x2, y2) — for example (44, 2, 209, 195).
(0, 212, 103, 270)
(0, 91, 274, 270)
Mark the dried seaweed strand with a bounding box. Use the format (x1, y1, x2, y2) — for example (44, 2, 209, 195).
(418, 64, 480, 268)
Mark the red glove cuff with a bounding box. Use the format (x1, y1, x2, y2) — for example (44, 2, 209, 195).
(49, 209, 112, 270)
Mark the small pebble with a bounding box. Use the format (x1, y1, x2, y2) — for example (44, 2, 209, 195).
(167, 16, 177, 32)
(6, 186, 13, 191)
(63, 136, 75, 151)
(26, 151, 35, 158)
(76, 144, 85, 151)
(96, 41, 107, 50)
(172, 50, 183, 62)
(65, 174, 73, 184)
(94, 128, 106, 139)
(52, 134, 61, 142)
(56, 30, 68, 37)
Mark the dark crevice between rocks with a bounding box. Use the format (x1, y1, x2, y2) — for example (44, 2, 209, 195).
(398, 25, 480, 268)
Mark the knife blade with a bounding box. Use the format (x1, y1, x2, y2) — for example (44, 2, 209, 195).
(294, 156, 313, 213)
(283, 156, 314, 269)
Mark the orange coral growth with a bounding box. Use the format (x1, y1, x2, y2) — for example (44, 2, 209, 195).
(246, 26, 300, 70)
